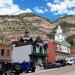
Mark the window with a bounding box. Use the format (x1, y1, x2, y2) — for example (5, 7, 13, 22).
(33, 46, 36, 53)
(40, 46, 43, 53)
(6, 50, 10, 56)
(1, 49, 4, 56)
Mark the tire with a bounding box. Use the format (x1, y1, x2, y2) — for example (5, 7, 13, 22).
(25, 70, 29, 73)
(44, 66, 47, 69)
(11, 63, 21, 75)
(31, 68, 35, 72)
(0, 71, 2, 75)
(11, 73, 20, 75)
(6, 70, 11, 75)
(11, 73, 15, 75)
(15, 65, 20, 70)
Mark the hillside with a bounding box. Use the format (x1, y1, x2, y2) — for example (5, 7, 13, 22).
(51, 16, 75, 47)
(0, 13, 53, 44)
(0, 13, 75, 47)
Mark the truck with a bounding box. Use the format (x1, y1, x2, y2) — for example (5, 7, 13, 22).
(20, 61, 35, 73)
(0, 62, 21, 75)
(0, 61, 36, 75)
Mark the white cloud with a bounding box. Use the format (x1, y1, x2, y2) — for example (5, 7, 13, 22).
(15, 8, 32, 15)
(47, 0, 75, 15)
(34, 7, 48, 13)
(53, 0, 62, 3)
(0, 0, 32, 15)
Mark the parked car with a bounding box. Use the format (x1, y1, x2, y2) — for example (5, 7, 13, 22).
(66, 59, 75, 65)
(65, 57, 75, 65)
(55, 60, 67, 66)
(43, 62, 54, 69)
(43, 60, 66, 69)
(51, 62, 62, 68)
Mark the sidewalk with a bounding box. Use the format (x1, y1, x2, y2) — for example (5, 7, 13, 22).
(35, 66, 44, 71)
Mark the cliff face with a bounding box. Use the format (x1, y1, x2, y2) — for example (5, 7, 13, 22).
(0, 13, 75, 45)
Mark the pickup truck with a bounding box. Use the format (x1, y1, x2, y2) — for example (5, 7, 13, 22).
(20, 61, 35, 73)
(0, 61, 36, 75)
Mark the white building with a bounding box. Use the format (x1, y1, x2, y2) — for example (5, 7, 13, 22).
(55, 25, 71, 60)
(12, 45, 32, 63)
(12, 32, 33, 63)
(55, 25, 65, 42)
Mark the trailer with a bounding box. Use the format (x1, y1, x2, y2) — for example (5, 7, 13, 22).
(12, 45, 32, 63)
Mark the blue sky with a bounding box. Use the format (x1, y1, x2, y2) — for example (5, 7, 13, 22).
(0, 0, 75, 20)
(13, 0, 62, 20)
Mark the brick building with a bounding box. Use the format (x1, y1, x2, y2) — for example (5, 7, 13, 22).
(47, 39, 57, 62)
(0, 43, 12, 63)
(47, 26, 71, 62)
(55, 26, 71, 60)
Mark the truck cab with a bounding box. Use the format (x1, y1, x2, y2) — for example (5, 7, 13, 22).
(20, 61, 35, 73)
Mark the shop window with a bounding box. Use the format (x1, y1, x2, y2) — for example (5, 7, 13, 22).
(6, 50, 10, 56)
(1, 49, 4, 56)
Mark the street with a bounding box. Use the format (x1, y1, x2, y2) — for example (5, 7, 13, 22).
(21, 64, 75, 75)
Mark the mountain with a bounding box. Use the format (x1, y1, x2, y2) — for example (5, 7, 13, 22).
(51, 16, 75, 47)
(0, 13, 75, 47)
(0, 13, 53, 44)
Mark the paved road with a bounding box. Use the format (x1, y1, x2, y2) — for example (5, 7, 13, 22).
(21, 64, 75, 75)
(60, 70, 75, 75)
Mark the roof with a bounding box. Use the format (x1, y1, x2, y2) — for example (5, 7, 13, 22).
(12, 40, 33, 47)
(0, 43, 11, 48)
(35, 36, 43, 43)
(56, 41, 71, 47)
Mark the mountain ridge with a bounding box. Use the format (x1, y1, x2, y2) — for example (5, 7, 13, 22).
(0, 13, 75, 47)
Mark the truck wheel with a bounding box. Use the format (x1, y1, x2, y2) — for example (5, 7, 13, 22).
(15, 65, 20, 70)
(0, 71, 2, 75)
(11, 73, 19, 75)
(11, 72, 19, 75)
(6, 70, 11, 75)
(25, 70, 29, 73)
(31, 68, 35, 72)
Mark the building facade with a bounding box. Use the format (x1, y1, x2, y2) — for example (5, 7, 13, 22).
(55, 25, 71, 60)
(0, 43, 12, 63)
(47, 39, 57, 62)
(30, 36, 47, 65)
(47, 25, 71, 62)
(12, 32, 33, 63)
(12, 33, 47, 65)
